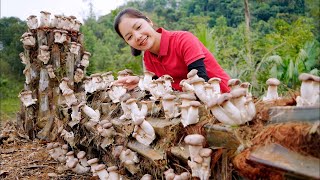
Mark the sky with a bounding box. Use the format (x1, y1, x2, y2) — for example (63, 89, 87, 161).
(0, 0, 127, 23)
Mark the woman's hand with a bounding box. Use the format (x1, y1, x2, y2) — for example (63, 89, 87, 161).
(112, 76, 140, 90)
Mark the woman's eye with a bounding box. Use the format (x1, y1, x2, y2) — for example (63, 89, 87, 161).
(127, 35, 132, 40)
(137, 25, 141, 30)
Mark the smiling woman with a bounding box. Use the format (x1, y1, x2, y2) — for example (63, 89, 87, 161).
(113, 8, 231, 92)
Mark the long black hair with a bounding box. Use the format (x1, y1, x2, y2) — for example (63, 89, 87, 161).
(114, 8, 151, 56)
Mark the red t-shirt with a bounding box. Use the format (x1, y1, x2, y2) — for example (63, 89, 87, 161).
(144, 28, 230, 92)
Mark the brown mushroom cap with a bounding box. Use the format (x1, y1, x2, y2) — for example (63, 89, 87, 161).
(87, 158, 99, 165)
(77, 151, 86, 159)
(46, 143, 54, 149)
(162, 75, 173, 81)
(187, 69, 198, 78)
(62, 144, 68, 150)
(311, 75, 320, 82)
(144, 70, 155, 76)
(39, 45, 49, 50)
(66, 151, 74, 156)
(240, 82, 251, 88)
(118, 69, 133, 76)
(40, 11, 51, 15)
(189, 77, 205, 85)
(95, 164, 106, 171)
(217, 93, 232, 105)
(230, 88, 247, 98)
(184, 134, 205, 145)
(266, 78, 280, 86)
(102, 71, 113, 76)
(107, 166, 118, 172)
(228, 79, 241, 87)
(299, 73, 314, 81)
(208, 77, 221, 83)
(27, 15, 37, 19)
(67, 158, 78, 168)
(103, 122, 113, 129)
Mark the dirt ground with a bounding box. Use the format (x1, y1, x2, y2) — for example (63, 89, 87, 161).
(0, 120, 93, 180)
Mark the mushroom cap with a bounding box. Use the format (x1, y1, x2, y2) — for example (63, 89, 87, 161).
(240, 82, 251, 88)
(61, 77, 70, 82)
(162, 74, 173, 81)
(46, 64, 53, 69)
(204, 83, 212, 89)
(69, 15, 77, 19)
(230, 88, 247, 98)
(179, 93, 196, 100)
(266, 78, 280, 86)
(103, 122, 113, 129)
(141, 174, 152, 180)
(99, 120, 110, 126)
(118, 69, 133, 76)
(189, 77, 205, 85)
(199, 148, 212, 157)
(77, 151, 86, 159)
(66, 151, 74, 156)
(126, 98, 137, 104)
(120, 93, 131, 102)
(87, 158, 99, 165)
(187, 69, 198, 78)
(163, 94, 176, 100)
(180, 172, 190, 179)
(189, 101, 201, 107)
(90, 73, 101, 78)
(144, 70, 155, 76)
(299, 73, 315, 81)
(107, 166, 118, 172)
(40, 11, 51, 15)
(66, 158, 78, 168)
(70, 42, 77, 45)
(184, 134, 205, 145)
(95, 164, 106, 171)
(228, 79, 241, 87)
(311, 75, 320, 82)
(217, 93, 232, 105)
(208, 77, 221, 83)
(102, 71, 113, 76)
(27, 15, 37, 19)
(194, 156, 203, 164)
(21, 32, 33, 38)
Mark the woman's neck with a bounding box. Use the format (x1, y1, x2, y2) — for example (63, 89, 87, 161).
(148, 32, 161, 55)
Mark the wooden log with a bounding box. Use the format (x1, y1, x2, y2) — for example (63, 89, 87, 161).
(269, 106, 320, 123)
(248, 143, 320, 179)
(37, 29, 47, 47)
(65, 52, 75, 87)
(127, 141, 165, 163)
(147, 117, 181, 138)
(51, 44, 61, 69)
(25, 106, 36, 139)
(204, 124, 240, 150)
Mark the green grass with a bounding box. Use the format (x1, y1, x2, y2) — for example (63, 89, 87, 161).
(0, 97, 20, 121)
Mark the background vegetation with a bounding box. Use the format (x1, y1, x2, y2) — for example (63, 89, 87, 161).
(1, 0, 319, 120)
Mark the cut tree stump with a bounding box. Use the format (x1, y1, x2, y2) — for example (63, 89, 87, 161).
(204, 124, 240, 150)
(248, 143, 320, 179)
(269, 106, 320, 123)
(127, 141, 165, 163)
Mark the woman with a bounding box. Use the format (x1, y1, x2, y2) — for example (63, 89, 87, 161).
(113, 8, 230, 92)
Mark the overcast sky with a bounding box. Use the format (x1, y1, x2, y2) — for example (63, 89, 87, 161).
(0, 0, 127, 22)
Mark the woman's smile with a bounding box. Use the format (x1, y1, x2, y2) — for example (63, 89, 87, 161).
(139, 36, 148, 46)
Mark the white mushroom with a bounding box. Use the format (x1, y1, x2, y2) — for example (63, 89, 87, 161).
(18, 90, 37, 107)
(162, 94, 180, 119)
(39, 11, 51, 28)
(184, 134, 205, 162)
(87, 158, 99, 176)
(74, 68, 84, 83)
(94, 164, 109, 180)
(263, 78, 281, 101)
(227, 79, 241, 90)
(46, 65, 56, 79)
(26, 15, 38, 29)
(208, 77, 221, 94)
(77, 151, 89, 167)
(66, 158, 90, 174)
(107, 166, 120, 180)
(119, 148, 140, 174)
(37, 45, 50, 64)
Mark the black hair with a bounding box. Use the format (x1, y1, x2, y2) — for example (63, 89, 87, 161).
(114, 8, 150, 56)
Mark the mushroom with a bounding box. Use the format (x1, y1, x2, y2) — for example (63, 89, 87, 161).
(132, 120, 156, 146)
(187, 69, 200, 81)
(141, 174, 153, 180)
(119, 149, 140, 174)
(18, 90, 37, 107)
(73, 20, 82, 32)
(87, 158, 99, 176)
(126, 98, 147, 122)
(184, 134, 205, 162)
(178, 92, 197, 106)
(107, 84, 127, 103)
(161, 74, 174, 92)
(138, 70, 155, 91)
(66, 158, 90, 174)
(26, 15, 38, 29)
(164, 169, 175, 180)
(207, 96, 237, 125)
(81, 104, 100, 122)
(208, 77, 221, 94)
(263, 78, 280, 101)
(162, 94, 180, 119)
(46, 65, 56, 79)
(227, 79, 241, 90)
(39, 11, 51, 28)
(189, 77, 207, 104)
(119, 93, 132, 120)
(37, 45, 50, 64)
(179, 79, 195, 92)
(107, 166, 120, 180)
(77, 151, 89, 167)
(20, 32, 36, 46)
(94, 164, 109, 180)
(117, 69, 134, 80)
(81, 51, 91, 68)
(69, 42, 78, 55)
(60, 129, 75, 147)
(296, 73, 318, 106)
(216, 93, 242, 124)
(230, 88, 249, 124)
(74, 68, 84, 83)
(181, 101, 201, 127)
(198, 148, 212, 180)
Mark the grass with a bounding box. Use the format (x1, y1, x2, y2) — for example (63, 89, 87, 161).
(0, 97, 20, 121)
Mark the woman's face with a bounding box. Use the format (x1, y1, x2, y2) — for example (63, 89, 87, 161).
(118, 16, 160, 53)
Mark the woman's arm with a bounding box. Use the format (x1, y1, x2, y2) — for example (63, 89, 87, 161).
(187, 58, 209, 81)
